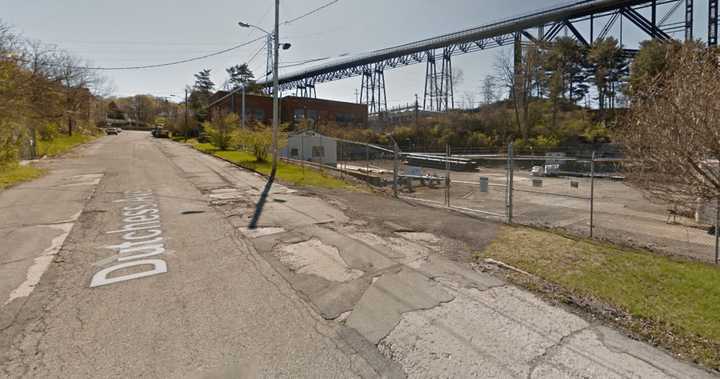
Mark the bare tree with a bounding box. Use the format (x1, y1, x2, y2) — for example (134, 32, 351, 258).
(481, 75, 496, 104)
(462, 91, 476, 110)
(620, 42, 720, 212)
(494, 41, 541, 142)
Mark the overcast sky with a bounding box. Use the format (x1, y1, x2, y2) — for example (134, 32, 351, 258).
(1, 0, 705, 106)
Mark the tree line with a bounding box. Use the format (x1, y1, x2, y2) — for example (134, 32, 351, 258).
(0, 20, 110, 165)
(313, 36, 677, 153)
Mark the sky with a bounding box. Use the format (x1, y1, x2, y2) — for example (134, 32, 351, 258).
(1, 0, 708, 107)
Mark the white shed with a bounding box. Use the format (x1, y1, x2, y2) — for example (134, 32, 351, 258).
(283, 131, 337, 166)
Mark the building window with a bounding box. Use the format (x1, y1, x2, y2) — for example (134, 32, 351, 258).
(312, 145, 325, 158)
(307, 110, 319, 121)
(290, 148, 299, 158)
(294, 109, 305, 121)
(335, 113, 354, 123)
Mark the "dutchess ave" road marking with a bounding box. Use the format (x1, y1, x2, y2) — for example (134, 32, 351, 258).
(90, 190, 168, 288)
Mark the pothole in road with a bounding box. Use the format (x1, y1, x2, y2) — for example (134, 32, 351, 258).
(181, 210, 205, 215)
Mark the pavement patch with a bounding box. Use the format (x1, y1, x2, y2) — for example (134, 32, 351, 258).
(276, 238, 364, 282)
(346, 268, 454, 344)
(396, 232, 441, 244)
(59, 173, 104, 187)
(239, 226, 286, 239)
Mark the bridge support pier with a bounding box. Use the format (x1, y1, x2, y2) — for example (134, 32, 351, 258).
(423, 48, 454, 112)
(359, 65, 387, 114)
(295, 79, 317, 98)
(710, 0, 718, 45)
(686, 0, 694, 40)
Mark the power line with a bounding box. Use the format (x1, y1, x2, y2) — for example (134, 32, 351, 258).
(282, 0, 340, 26)
(246, 45, 266, 66)
(27, 0, 342, 72)
(80, 36, 266, 71)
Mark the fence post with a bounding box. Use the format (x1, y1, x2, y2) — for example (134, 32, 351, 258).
(392, 140, 399, 198)
(590, 151, 596, 238)
(338, 141, 343, 178)
(301, 134, 305, 179)
(365, 143, 370, 174)
(715, 197, 719, 265)
(506, 143, 514, 224)
(445, 144, 451, 207)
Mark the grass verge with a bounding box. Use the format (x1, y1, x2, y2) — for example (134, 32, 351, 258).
(480, 225, 720, 370)
(37, 134, 96, 157)
(0, 164, 46, 190)
(188, 140, 355, 190)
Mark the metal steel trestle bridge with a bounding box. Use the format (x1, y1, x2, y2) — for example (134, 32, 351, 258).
(255, 0, 716, 113)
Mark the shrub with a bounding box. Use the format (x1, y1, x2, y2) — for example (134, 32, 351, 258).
(203, 113, 239, 150)
(38, 122, 59, 141)
(0, 120, 22, 167)
(234, 123, 289, 162)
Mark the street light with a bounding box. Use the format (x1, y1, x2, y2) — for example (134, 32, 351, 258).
(238, 4, 289, 179)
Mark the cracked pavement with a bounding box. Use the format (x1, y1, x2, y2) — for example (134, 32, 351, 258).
(0, 131, 715, 378)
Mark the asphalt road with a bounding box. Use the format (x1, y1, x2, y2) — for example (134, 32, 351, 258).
(1, 131, 716, 378)
(0, 131, 397, 378)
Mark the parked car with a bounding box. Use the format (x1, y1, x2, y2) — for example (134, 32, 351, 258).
(530, 164, 560, 177)
(106, 127, 119, 135)
(151, 127, 170, 138)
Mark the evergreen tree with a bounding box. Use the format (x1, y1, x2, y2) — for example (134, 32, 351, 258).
(193, 69, 215, 94)
(226, 64, 255, 89)
(190, 69, 214, 123)
(587, 37, 628, 111)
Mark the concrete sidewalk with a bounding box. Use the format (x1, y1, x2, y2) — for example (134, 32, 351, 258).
(164, 140, 715, 378)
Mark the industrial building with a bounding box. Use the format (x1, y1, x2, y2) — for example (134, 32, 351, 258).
(208, 91, 368, 126)
(282, 131, 338, 166)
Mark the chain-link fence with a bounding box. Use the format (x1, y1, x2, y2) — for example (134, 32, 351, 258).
(281, 134, 720, 263)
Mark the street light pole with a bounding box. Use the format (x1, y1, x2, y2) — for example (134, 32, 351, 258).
(271, 0, 280, 179)
(241, 84, 246, 129)
(238, 15, 290, 178)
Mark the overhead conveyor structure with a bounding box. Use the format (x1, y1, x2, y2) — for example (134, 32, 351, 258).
(254, 0, 713, 113)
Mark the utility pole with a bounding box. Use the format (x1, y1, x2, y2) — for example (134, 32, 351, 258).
(270, 0, 280, 178)
(414, 93, 419, 125)
(184, 88, 189, 135)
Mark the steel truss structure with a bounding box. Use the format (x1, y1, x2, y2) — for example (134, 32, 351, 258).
(359, 66, 388, 113)
(254, 0, 716, 112)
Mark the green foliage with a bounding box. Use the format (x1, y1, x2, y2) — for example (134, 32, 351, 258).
(187, 140, 353, 190)
(193, 69, 215, 93)
(226, 64, 254, 89)
(203, 113, 238, 151)
(36, 134, 95, 157)
(319, 99, 607, 151)
(38, 122, 60, 141)
(628, 39, 684, 96)
(235, 122, 288, 162)
(0, 20, 102, 164)
(0, 164, 45, 190)
(587, 37, 629, 111)
(0, 120, 23, 167)
(582, 123, 610, 143)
